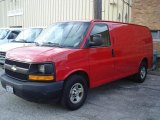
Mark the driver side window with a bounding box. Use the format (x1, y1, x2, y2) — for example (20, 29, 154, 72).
(90, 23, 111, 47)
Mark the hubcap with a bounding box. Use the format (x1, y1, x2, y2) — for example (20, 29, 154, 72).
(69, 83, 84, 104)
(140, 66, 146, 79)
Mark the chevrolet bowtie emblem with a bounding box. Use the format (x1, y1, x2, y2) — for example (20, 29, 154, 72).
(11, 65, 17, 72)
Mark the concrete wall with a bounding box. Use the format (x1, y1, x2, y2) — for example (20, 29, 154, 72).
(0, 0, 131, 27)
(0, 0, 8, 27)
(102, 0, 131, 22)
(0, 0, 94, 27)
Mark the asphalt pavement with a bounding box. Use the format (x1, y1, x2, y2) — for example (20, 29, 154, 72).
(0, 68, 160, 120)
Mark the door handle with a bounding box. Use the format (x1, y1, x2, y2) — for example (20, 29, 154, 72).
(112, 49, 115, 57)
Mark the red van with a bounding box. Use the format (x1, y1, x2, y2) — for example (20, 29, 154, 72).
(0, 20, 153, 110)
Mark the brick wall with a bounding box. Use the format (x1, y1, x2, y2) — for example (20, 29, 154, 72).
(132, 0, 160, 30)
(132, 0, 160, 57)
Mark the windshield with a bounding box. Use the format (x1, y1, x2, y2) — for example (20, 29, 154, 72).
(35, 22, 90, 48)
(0, 29, 9, 39)
(14, 28, 43, 43)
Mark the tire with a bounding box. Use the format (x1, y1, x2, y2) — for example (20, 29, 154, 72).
(134, 61, 147, 83)
(61, 74, 88, 110)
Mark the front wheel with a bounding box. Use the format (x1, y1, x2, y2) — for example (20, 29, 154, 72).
(61, 75, 88, 110)
(134, 61, 147, 83)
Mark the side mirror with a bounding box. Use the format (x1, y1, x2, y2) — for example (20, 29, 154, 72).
(89, 34, 103, 47)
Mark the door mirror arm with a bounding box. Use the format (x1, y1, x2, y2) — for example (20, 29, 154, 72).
(89, 34, 103, 47)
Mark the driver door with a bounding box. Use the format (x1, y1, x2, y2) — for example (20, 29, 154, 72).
(88, 23, 115, 87)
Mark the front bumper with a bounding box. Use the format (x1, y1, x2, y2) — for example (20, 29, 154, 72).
(0, 74, 64, 102)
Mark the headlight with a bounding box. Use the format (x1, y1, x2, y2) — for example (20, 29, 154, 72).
(38, 64, 45, 73)
(28, 63, 55, 81)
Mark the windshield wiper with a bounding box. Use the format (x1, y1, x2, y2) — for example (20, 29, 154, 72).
(34, 42, 40, 46)
(13, 39, 34, 43)
(12, 39, 27, 43)
(42, 42, 63, 48)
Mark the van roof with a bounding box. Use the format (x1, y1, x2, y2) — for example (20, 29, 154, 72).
(28, 27, 46, 29)
(91, 19, 149, 28)
(0, 28, 24, 31)
(53, 20, 149, 29)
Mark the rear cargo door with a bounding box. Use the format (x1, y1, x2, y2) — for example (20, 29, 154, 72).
(112, 25, 138, 77)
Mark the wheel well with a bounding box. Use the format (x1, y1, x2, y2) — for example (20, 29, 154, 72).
(142, 58, 148, 68)
(64, 71, 90, 88)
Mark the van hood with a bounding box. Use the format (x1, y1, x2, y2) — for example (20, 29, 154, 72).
(0, 39, 8, 45)
(6, 46, 74, 63)
(0, 42, 35, 52)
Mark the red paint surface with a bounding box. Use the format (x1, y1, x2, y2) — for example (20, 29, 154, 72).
(6, 20, 153, 88)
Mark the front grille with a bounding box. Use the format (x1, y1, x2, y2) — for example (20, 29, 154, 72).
(5, 59, 30, 81)
(5, 69, 28, 80)
(5, 59, 30, 69)
(0, 52, 6, 57)
(0, 52, 6, 64)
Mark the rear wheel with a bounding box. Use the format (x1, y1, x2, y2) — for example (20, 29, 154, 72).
(61, 75, 88, 110)
(134, 61, 147, 83)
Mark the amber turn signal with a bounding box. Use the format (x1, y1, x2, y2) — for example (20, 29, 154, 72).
(29, 75, 54, 81)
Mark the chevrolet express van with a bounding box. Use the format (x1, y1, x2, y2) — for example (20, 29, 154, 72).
(0, 20, 153, 110)
(0, 27, 44, 64)
(0, 28, 23, 45)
